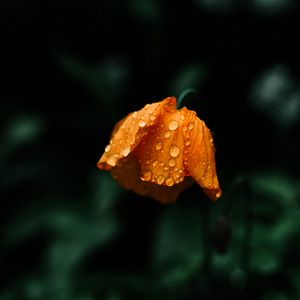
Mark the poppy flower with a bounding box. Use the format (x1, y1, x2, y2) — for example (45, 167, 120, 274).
(97, 97, 221, 204)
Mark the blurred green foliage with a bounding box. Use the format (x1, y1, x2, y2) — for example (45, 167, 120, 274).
(1, 0, 300, 299)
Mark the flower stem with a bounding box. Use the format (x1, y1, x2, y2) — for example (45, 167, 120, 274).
(177, 88, 198, 108)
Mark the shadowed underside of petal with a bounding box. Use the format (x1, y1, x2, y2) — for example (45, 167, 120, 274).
(97, 97, 176, 171)
(183, 109, 221, 201)
(110, 153, 194, 204)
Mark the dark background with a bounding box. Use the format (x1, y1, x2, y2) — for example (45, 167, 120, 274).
(1, 0, 300, 299)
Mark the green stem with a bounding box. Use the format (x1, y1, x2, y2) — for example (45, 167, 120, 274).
(177, 88, 198, 108)
(222, 175, 253, 272)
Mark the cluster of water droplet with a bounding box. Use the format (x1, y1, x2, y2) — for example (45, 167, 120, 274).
(102, 100, 199, 188)
(139, 105, 197, 187)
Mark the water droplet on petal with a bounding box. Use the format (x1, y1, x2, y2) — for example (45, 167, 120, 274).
(180, 114, 185, 121)
(168, 158, 176, 167)
(183, 125, 187, 131)
(138, 120, 146, 127)
(170, 145, 180, 157)
(156, 141, 163, 150)
(188, 122, 194, 130)
(122, 147, 130, 157)
(166, 177, 175, 186)
(156, 175, 165, 185)
(141, 170, 152, 181)
(163, 166, 169, 171)
(152, 160, 159, 167)
(107, 154, 119, 167)
(105, 145, 112, 153)
(185, 140, 191, 146)
(164, 131, 171, 138)
(202, 161, 206, 166)
(179, 176, 184, 182)
(169, 120, 178, 131)
(150, 115, 155, 121)
(216, 191, 222, 198)
(132, 112, 137, 118)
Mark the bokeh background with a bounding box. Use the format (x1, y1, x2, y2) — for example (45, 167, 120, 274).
(1, 0, 300, 299)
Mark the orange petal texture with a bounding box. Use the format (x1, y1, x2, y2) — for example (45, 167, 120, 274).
(97, 97, 221, 203)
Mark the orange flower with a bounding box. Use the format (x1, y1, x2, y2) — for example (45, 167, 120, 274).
(97, 97, 221, 204)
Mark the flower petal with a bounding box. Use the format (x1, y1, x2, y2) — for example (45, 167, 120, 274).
(110, 153, 194, 203)
(134, 100, 186, 187)
(183, 109, 222, 201)
(97, 98, 175, 170)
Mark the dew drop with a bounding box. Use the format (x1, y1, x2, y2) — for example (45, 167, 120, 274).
(166, 177, 175, 186)
(180, 114, 185, 121)
(141, 170, 152, 181)
(105, 145, 112, 153)
(150, 115, 155, 121)
(202, 161, 206, 166)
(168, 120, 179, 131)
(152, 160, 159, 167)
(164, 131, 171, 138)
(107, 154, 119, 167)
(163, 166, 169, 171)
(132, 112, 137, 118)
(182, 125, 187, 131)
(216, 191, 222, 198)
(138, 120, 146, 127)
(156, 141, 163, 150)
(170, 145, 180, 157)
(179, 176, 184, 182)
(144, 104, 150, 109)
(122, 147, 130, 157)
(168, 158, 176, 167)
(188, 122, 194, 130)
(185, 140, 191, 146)
(156, 175, 165, 185)
(179, 170, 183, 174)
